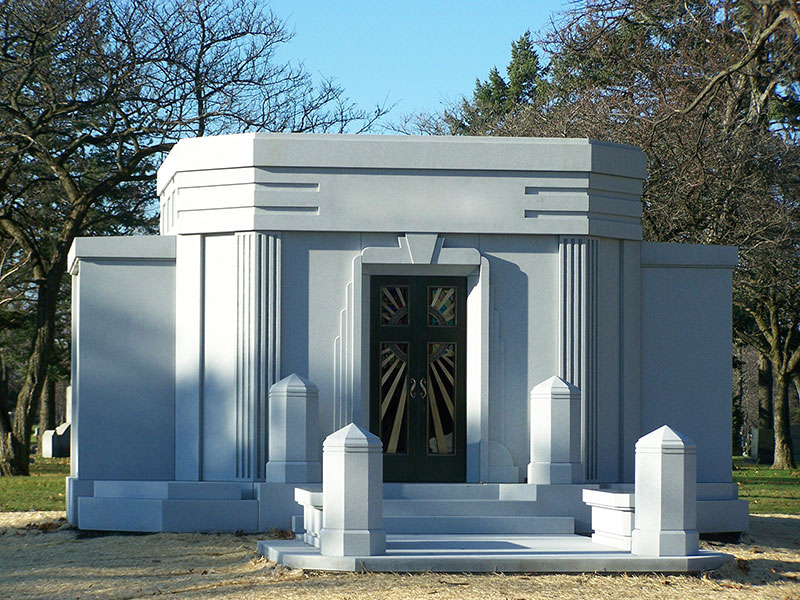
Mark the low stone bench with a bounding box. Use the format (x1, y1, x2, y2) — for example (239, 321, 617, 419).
(582, 488, 635, 550)
(294, 486, 323, 547)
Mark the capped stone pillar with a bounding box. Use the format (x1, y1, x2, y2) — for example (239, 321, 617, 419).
(631, 426, 699, 556)
(265, 374, 321, 483)
(319, 423, 386, 557)
(527, 376, 583, 484)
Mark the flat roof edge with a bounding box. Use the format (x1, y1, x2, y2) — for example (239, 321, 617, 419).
(68, 236, 176, 274)
(157, 134, 647, 196)
(641, 242, 738, 268)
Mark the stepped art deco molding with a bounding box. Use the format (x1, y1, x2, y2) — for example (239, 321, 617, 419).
(67, 134, 747, 556)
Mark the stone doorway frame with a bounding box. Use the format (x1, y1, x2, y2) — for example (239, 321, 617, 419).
(333, 233, 490, 483)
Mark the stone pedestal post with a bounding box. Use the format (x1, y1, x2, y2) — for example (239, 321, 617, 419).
(527, 376, 583, 484)
(265, 374, 321, 483)
(319, 423, 386, 557)
(631, 425, 699, 556)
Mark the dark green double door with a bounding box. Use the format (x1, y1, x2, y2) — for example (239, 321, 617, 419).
(369, 275, 467, 482)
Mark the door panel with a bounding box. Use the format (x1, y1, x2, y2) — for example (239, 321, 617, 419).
(370, 275, 466, 482)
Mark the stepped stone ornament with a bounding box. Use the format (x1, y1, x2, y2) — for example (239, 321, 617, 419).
(319, 423, 386, 557)
(527, 376, 583, 484)
(631, 425, 699, 557)
(265, 374, 321, 483)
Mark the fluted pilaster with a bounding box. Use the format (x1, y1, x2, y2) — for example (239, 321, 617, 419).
(558, 236, 598, 481)
(236, 232, 281, 479)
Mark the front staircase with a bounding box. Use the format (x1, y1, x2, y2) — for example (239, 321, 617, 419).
(294, 483, 592, 546)
(382, 483, 575, 535)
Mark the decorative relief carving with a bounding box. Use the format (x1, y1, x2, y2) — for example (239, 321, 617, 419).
(333, 279, 355, 431)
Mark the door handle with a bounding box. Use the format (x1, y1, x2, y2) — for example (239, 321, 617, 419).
(409, 377, 417, 398)
(420, 378, 427, 399)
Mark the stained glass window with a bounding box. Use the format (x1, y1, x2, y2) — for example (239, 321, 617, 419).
(427, 342, 456, 454)
(379, 342, 409, 454)
(428, 287, 456, 327)
(380, 286, 409, 326)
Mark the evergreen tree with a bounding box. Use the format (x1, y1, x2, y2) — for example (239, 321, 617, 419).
(445, 0, 800, 468)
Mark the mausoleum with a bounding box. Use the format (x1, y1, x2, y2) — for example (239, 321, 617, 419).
(66, 134, 748, 543)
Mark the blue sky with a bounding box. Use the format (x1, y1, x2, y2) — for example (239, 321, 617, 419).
(267, 1, 569, 118)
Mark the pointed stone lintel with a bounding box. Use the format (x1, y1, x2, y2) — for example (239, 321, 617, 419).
(531, 375, 580, 399)
(405, 233, 438, 264)
(269, 373, 318, 396)
(322, 422, 382, 451)
(635, 425, 697, 454)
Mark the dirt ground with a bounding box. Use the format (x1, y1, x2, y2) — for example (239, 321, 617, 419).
(1, 512, 799, 600)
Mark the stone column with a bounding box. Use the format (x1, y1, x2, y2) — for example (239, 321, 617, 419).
(319, 423, 386, 557)
(265, 374, 321, 483)
(527, 376, 583, 484)
(631, 425, 699, 556)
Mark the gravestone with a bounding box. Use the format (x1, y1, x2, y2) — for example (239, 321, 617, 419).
(42, 422, 70, 458)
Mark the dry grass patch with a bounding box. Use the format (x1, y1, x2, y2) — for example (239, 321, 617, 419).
(1, 512, 799, 599)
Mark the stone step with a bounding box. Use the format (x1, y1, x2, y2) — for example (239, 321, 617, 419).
(383, 499, 542, 517)
(92, 480, 243, 500)
(382, 483, 503, 500)
(383, 515, 574, 535)
(78, 497, 260, 532)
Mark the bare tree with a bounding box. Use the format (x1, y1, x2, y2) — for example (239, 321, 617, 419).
(0, 0, 387, 475)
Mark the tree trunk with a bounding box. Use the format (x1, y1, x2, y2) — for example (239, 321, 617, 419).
(0, 265, 64, 476)
(55, 379, 67, 425)
(38, 375, 56, 455)
(758, 354, 773, 429)
(772, 369, 797, 469)
(793, 373, 800, 424)
(0, 355, 8, 410)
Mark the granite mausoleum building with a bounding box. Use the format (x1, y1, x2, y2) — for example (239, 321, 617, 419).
(66, 134, 748, 537)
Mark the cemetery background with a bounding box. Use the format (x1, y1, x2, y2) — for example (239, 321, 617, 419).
(1, 0, 798, 478)
(0, 0, 798, 594)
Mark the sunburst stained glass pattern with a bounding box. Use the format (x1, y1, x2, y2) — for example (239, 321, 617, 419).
(380, 342, 409, 454)
(380, 286, 409, 326)
(427, 342, 456, 454)
(428, 287, 456, 327)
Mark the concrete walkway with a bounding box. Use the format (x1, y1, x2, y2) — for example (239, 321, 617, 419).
(258, 534, 731, 573)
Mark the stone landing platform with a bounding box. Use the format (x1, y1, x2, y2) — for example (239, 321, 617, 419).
(258, 534, 731, 573)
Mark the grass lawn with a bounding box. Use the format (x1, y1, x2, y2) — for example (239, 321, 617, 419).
(0, 457, 69, 511)
(732, 456, 800, 514)
(1, 456, 799, 514)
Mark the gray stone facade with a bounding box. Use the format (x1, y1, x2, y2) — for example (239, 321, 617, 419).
(66, 134, 747, 535)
